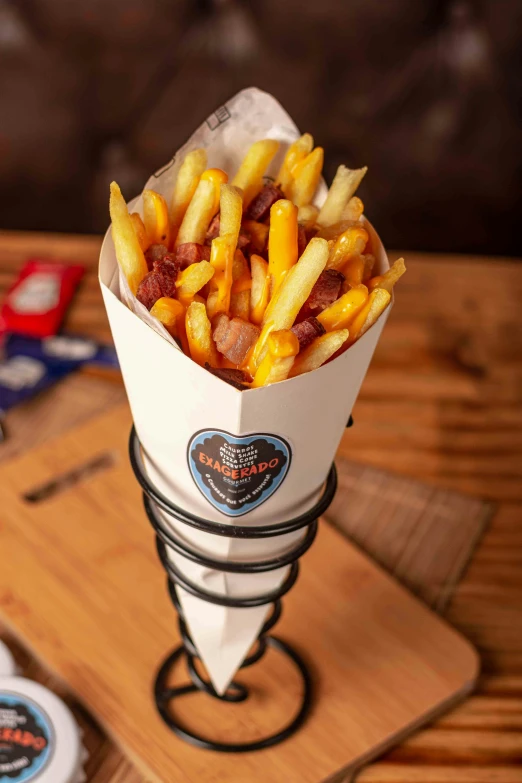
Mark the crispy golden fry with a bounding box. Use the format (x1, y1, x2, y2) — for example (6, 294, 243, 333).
(230, 250, 252, 319)
(317, 285, 368, 331)
(242, 219, 269, 254)
(175, 260, 215, 307)
(368, 257, 406, 293)
(247, 237, 329, 372)
(342, 196, 364, 222)
(289, 329, 349, 377)
(171, 149, 207, 242)
(186, 301, 219, 367)
(130, 212, 149, 253)
(219, 184, 243, 243)
(250, 254, 270, 326)
(276, 133, 314, 195)
(207, 235, 234, 318)
(316, 219, 359, 241)
(109, 182, 148, 295)
(231, 139, 280, 207)
(297, 204, 319, 230)
(149, 296, 189, 353)
(362, 253, 376, 282)
(200, 168, 228, 215)
(143, 189, 171, 247)
(175, 178, 215, 247)
(252, 329, 299, 387)
(268, 199, 298, 297)
(326, 226, 369, 271)
(316, 166, 367, 228)
(289, 147, 324, 207)
(349, 288, 391, 342)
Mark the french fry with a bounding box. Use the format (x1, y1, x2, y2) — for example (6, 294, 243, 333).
(276, 133, 314, 195)
(219, 184, 243, 243)
(268, 199, 298, 296)
(326, 226, 369, 271)
(252, 329, 299, 387)
(362, 253, 376, 282)
(289, 147, 324, 207)
(289, 329, 349, 377)
(297, 204, 319, 230)
(317, 285, 368, 331)
(207, 235, 234, 318)
(316, 166, 367, 228)
(368, 257, 406, 293)
(130, 212, 149, 253)
(242, 219, 269, 254)
(143, 189, 171, 248)
(149, 296, 189, 353)
(342, 196, 364, 222)
(250, 254, 270, 325)
(230, 250, 251, 320)
(348, 288, 391, 342)
(186, 301, 219, 367)
(316, 219, 360, 241)
(231, 139, 280, 207)
(343, 255, 365, 287)
(175, 178, 215, 247)
(171, 148, 207, 242)
(200, 167, 228, 216)
(247, 237, 329, 372)
(109, 182, 148, 295)
(175, 261, 215, 307)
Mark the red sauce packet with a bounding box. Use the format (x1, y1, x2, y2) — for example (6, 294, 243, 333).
(0, 260, 85, 339)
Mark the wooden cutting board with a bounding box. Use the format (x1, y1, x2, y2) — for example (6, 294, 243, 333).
(0, 404, 479, 783)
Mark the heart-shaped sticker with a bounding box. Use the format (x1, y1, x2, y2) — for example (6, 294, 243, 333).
(187, 429, 292, 517)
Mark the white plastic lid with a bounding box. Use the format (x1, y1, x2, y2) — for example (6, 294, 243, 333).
(0, 641, 16, 677)
(0, 677, 85, 782)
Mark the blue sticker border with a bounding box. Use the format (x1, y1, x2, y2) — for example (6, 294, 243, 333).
(187, 429, 292, 518)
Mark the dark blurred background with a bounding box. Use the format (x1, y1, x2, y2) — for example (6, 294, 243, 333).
(0, 0, 520, 255)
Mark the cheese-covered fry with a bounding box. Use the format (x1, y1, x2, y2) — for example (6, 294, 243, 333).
(109, 182, 148, 295)
(232, 139, 280, 208)
(289, 147, 324, 207)
(289, 329, 349, 377)
(268, 199, 298, 296)
(316, 166, 367, 228)
(200, 167, 228, 216)
(276, 133, 314, 195)
(175, 261, 215, 307)
(247, 237, 329, 372)
(252, 329, 299, 387)
(208, 235, 234, 318)
(175, 178, 215, 247)
(130, 212, 149, 253)
(230, 250, 251, 320)
(250, 254, 270, 326)
(368, 258, 406, 293)
(143, 189, 171, 248)
(297, 204, 319, 230)
(317, 285, 368, 331)
(150, 296, 189, 353)
(349, 288, 391, 342)
(171, 149, 207, 242)
(186, 301, 219, 366)
(326, 226, 369, 271)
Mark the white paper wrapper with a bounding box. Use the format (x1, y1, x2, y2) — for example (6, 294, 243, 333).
(0, 640, 16, 677)
(100, 88, 391, 694)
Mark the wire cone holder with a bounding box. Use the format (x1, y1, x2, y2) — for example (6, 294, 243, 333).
(128, 420, 348, 752)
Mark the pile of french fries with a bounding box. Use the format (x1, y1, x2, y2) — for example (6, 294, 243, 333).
(109, 134, 405, 388)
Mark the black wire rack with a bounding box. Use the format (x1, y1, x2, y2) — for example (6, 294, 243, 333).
(128, 418, 349, 752)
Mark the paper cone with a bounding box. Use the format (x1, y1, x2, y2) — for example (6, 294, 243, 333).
(100, 88, 391, 694)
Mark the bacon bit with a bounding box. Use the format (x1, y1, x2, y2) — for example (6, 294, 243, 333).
(145, 243, 169, 271)
(297, 224, 307, 258)
(291, 317, 326, 350)
(136, 254, 180, 310)
(175, 242, 211, 269)
(205, 364, 250, 390)
(245, 184, 283, 221)
(298, 269, 345, 320)
(212, 314, 260, 366)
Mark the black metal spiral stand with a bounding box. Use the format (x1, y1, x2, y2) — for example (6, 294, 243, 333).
(128, 420, 348, 752)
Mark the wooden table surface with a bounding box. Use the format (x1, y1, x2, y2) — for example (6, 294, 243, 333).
(1, 230, 521, 782)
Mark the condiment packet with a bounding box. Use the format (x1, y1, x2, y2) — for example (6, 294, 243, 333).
(0, 260, 84, 339)
(0, 677, 86, 782)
